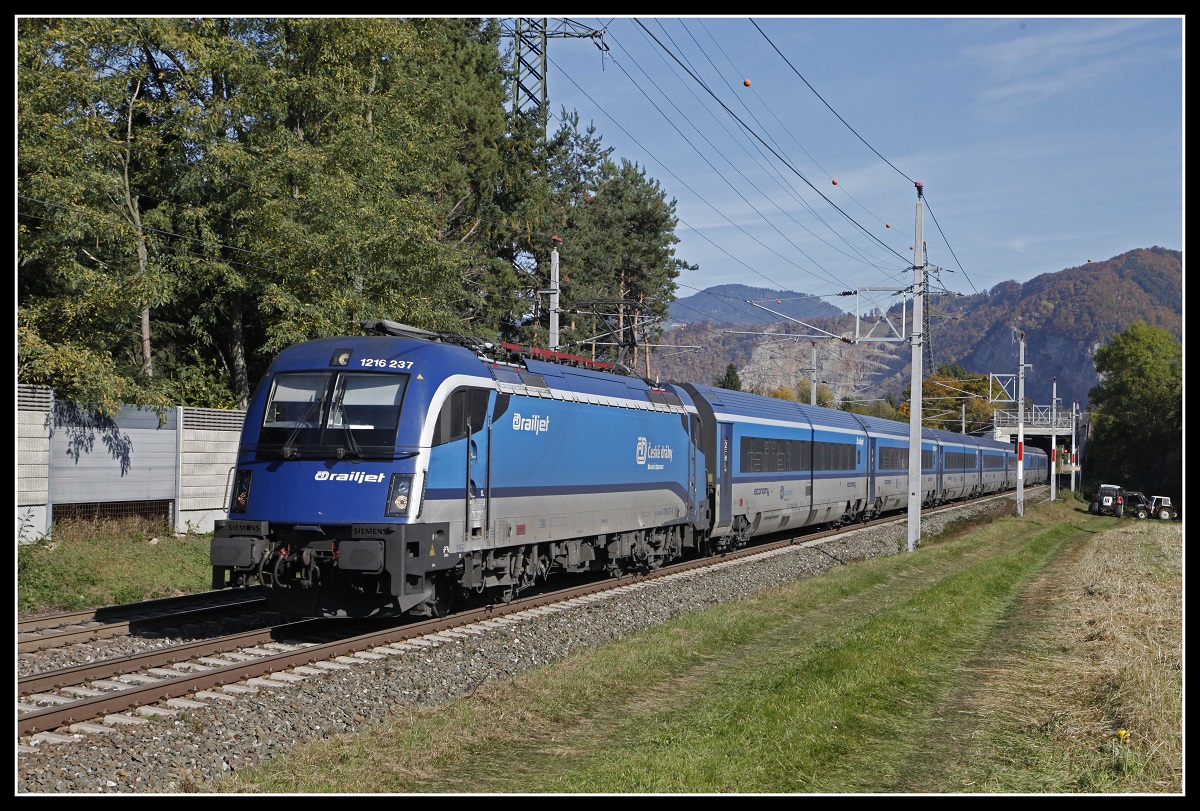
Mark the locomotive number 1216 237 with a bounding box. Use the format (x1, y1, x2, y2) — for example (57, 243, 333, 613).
(358, 358, 415, 369)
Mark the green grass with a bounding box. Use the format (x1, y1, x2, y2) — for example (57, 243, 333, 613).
(16, 516, 213, 615)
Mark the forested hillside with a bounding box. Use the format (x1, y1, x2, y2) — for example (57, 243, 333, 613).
(953, 247, 1181, 354)
(651, 247, 1181, 409)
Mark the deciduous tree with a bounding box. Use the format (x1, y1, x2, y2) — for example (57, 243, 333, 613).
(1085, 321, 1182, 500)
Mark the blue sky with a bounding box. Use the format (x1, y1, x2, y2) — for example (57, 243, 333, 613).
(527, 16, 1184, 312)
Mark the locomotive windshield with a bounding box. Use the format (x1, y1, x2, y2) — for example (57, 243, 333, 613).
(258, 371, 409, 458)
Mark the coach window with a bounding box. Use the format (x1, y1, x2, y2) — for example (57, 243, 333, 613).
(432, 387, 490, 446)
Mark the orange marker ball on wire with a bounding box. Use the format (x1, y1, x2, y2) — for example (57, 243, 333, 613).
(832, 179, 838, 185)
(885, 223, 891, 228)
(743, 79, 751, 87)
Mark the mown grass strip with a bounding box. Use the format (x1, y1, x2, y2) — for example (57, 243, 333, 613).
(529, 524, 1080, 793)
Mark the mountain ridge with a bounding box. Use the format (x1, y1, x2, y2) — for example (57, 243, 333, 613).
(653, 247, 1181, 410)
(668, 284, 845, 327)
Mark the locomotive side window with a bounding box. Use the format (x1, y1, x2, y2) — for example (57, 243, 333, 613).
(432, 387, 490, 446)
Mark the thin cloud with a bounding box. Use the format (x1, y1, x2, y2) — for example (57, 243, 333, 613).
(965, 19, 1174, 112)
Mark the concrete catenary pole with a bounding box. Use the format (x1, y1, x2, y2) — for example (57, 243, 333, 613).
(1070, 400, 1078, 494)
(548, 238, 561, 351)
(810, 342, 817, 406)
(907, 182, 926, 552)
(1050, 376, 1057, 501)
(1017, 331, 1026, 517)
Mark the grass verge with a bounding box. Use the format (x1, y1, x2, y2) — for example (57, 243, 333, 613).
(16, 516, 213, 615)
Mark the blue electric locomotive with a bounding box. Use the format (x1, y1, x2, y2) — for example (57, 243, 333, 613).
(211, 320, 1045, 618)
(212, 321, 708, 617)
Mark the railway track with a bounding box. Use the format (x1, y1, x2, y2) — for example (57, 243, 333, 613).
(17, 492, 1023, 748)
(18, 587, 268, 653)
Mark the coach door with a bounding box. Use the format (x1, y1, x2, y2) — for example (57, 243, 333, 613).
(867, 436, 877, 508)
(716, 422, 733, 533)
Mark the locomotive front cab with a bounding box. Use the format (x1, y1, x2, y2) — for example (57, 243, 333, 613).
(211, 338, 463, 618)
(259, 365, 409, 460)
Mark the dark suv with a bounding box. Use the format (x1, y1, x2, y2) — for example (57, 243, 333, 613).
(1089, 484, 1127, 517)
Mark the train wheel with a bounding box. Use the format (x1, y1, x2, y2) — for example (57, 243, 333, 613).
(427, 574, 454, 617)
(730, 516, 752, 548)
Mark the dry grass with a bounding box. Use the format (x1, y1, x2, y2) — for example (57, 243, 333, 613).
(1043, 519, 1183, 790)
(889, 506, 1183, 793)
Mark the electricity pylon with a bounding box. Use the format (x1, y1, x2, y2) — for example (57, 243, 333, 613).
(502, 18, 609, 132)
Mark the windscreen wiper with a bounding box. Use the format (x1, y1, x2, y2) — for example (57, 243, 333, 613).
(331, 388, 363, 460)
(281, 396, 325, 459)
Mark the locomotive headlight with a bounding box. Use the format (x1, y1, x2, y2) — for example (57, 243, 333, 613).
(230, 470, 252, 514)
(386, 474, 414, 517)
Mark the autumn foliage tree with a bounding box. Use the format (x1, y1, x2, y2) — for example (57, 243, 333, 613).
(895, 364, 997, 434)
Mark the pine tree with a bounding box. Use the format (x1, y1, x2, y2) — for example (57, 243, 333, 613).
(715, 363, 742, 391)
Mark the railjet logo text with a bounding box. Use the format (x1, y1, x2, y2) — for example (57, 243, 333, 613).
(512, 413, 550, 435)
(314, 471, 384, 483)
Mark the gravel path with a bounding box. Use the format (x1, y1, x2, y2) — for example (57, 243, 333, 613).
(16, 494, 1028, 794)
